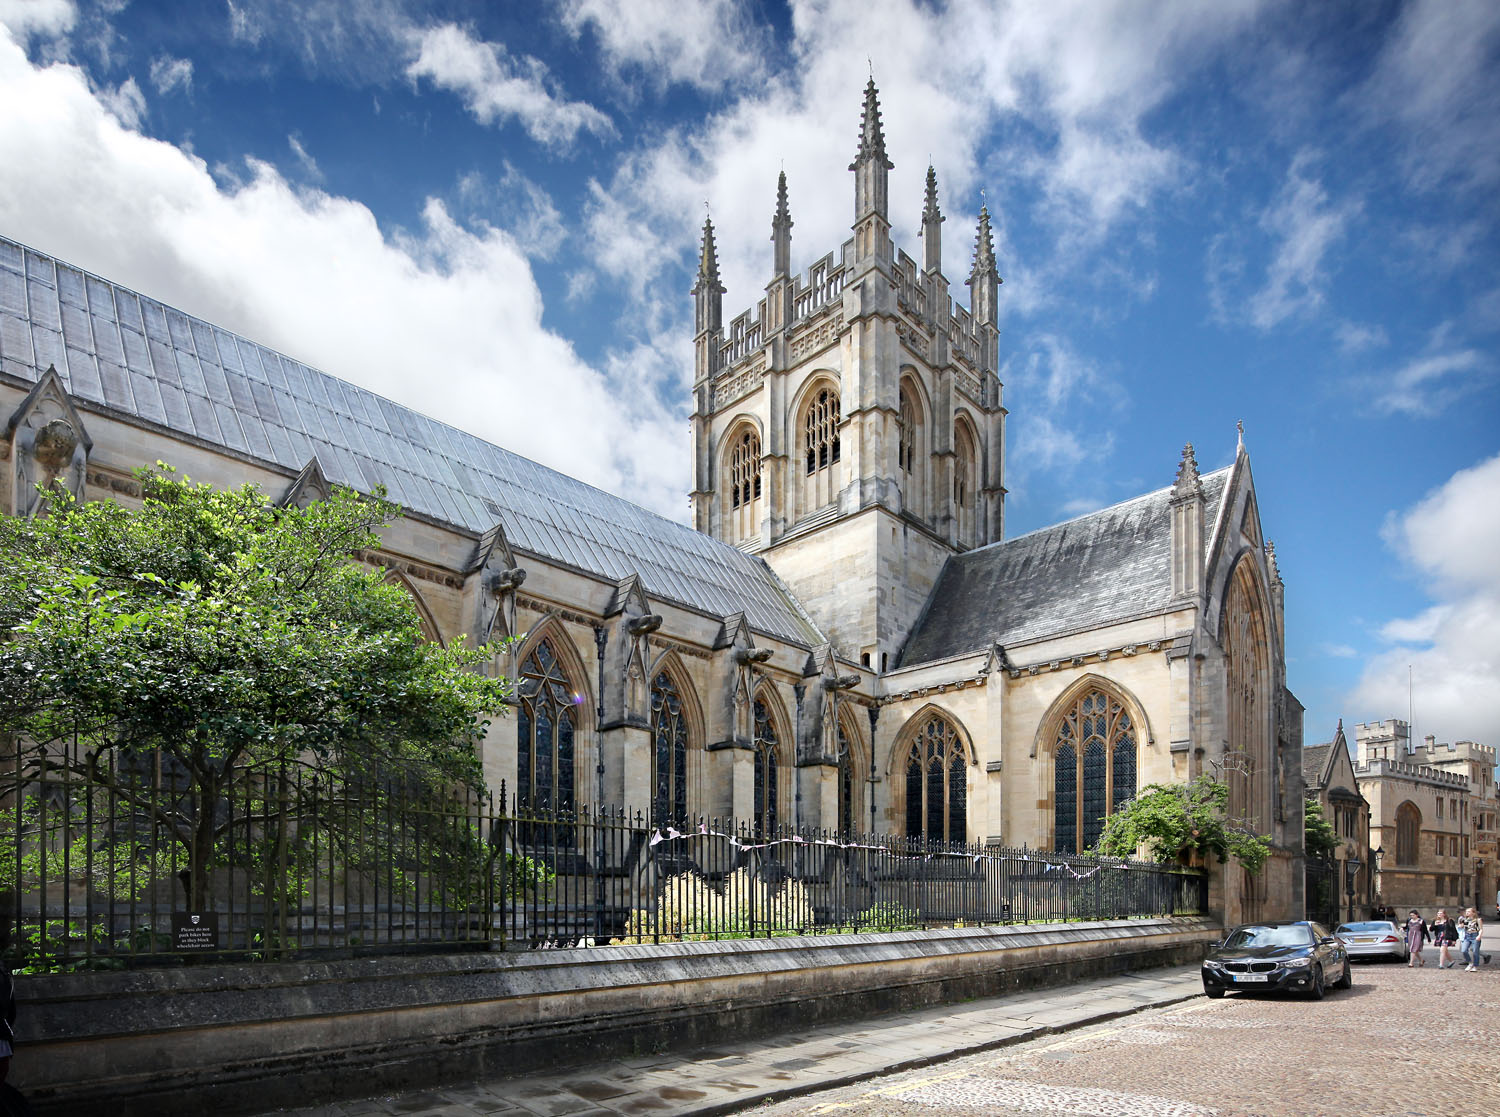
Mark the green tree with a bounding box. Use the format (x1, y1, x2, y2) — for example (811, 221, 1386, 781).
(1094, 775, 1272, 874)
(0, 466, 510, 913)
(1303, 796, 1339, 860)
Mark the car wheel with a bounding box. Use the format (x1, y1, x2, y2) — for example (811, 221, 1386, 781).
(1204, 986, 1225, 999)
(1334, 958, 1353, 989)
(1308, 965, 1325, 999)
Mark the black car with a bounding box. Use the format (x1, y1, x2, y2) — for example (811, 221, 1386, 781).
(1201, 920, 1352, 999)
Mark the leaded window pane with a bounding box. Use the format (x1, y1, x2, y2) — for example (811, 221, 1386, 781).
(905, 756, 923, 840)
(753, 698, 779, 835)
(948, 753, 966, 845)
(1112, 728, 1136, 815)
(904, 716, 966, 845)
(1055, 744, 1077, 854)
(651, 671, 689, 826)
(1082, 740, 1106, 850)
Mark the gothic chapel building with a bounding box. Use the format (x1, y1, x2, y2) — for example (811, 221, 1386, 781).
(0, 84, 1303, 922)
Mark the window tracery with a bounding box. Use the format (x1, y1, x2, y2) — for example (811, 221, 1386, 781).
(650, 671, 691, 825)
(1051, 688, 1137, 854)
(1224, 559, 1270, 830)
(902, 715, 968, 845)
(725, 426, 762, 543)
(517, 640, 577, 833)
(752, 697, 780, 835)
(804, 389, 841, 475)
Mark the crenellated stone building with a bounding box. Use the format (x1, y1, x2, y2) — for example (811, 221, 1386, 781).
(1355, 719, 1497, 914)
(0, 83, 1303, 922)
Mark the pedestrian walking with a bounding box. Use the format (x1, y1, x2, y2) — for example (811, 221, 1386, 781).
(1405, 909, 1429, 966)
(1431, 909, 1460, 968)
(1457, 907, 1486, 971)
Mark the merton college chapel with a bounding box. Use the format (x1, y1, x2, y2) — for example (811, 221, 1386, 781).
(0, 84, 1304, 922)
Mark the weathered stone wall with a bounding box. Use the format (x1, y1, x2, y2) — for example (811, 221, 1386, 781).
(13, 917, 1218, 1117)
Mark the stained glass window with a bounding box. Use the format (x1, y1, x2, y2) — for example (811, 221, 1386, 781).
(753, 697, 779, 835)
(651, 671, 690, 825)
(902, 716, 967, 845)
(1051, 689, 1138, 853)
(837, 722, 857, 836)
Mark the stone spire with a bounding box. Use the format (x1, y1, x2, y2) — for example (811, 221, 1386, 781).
(771, 171, 793, 278)
(966, 204, 1000, 326)
(849, 77, 892, 222)
(920, 164, 944, 274)
(1172, 442, 1203, 500)
(692, 215, 725, 337)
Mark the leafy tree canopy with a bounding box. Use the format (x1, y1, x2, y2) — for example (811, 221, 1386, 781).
(1303, 796, 1340, 860)
(0, 467, 510, 906)
(1094, 775, 1272, 874)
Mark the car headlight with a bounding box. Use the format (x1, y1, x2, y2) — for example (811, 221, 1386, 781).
(1283, 956, 1311, 969)
(1202, 960, 1223, 971)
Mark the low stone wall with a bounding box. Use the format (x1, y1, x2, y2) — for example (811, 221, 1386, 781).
(16, 917, 1218, 1116)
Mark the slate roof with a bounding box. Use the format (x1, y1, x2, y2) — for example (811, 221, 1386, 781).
(899, 468, 1231, 667)
(0, 236, 822, 648)
(1303, 744, 1333, 787)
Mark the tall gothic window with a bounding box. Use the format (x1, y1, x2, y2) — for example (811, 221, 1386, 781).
(517, 640, 577, 840)
(836, 719, 861, 837)
(752, 697, 780, 835)
(651, 671, 690, 825)
(898, 389, 916, 473)
(798, 385, 842, 519)
(897, 383, 926, 519)
(902, 715, 968, 845)
(953, 421, 977, 548)
(1395, 801, 1420, 867)
(804, 389, 841, 474)
(726, 426, 762, 544)
(1051, 689, 1137, 854)
(1224, 559, 1270, 830)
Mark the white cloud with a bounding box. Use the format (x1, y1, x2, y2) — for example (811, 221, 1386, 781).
(1368, 349, 1490, 416)
(560, 0, 767, 94)
(1359, 0, 1500, 192)
(1335, 321, 1387, 354)
(287, 133, 322, 182)
(406, 22, 612, 149)
(1347, 453, 1500, 746)
(1246, 151, 1359, 330)
(1320, 643, 1358, 659)
(97, 74, 144, 130)
(455, 164, 566, 261)
(148, 54, 193, 97)
(0, 29, 682, 517)
(0, 0, 74, 39)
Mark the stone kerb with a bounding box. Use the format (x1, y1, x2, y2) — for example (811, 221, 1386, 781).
(15, 917, 1219, 1117)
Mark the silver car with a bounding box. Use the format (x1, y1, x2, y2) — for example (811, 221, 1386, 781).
(1335, 920, 1409, 962)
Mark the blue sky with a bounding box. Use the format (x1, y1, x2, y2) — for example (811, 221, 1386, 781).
(1, 0, 1496, 749)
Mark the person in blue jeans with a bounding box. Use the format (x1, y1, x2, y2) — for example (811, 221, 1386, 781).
(1457, 907, 1487, 971)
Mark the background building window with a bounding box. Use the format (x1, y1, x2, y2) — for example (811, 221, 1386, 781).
(902, 715, 967, 845)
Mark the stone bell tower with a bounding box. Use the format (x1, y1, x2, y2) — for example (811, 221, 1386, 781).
(689, 82, 1007, 669)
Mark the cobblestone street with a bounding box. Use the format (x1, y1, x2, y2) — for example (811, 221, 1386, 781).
(747, 951, 1500, 1117)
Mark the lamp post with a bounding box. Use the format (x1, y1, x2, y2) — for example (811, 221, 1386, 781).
(1373, 845, 1384, 915)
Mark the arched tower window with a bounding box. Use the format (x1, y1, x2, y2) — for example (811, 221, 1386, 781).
(897, 381, 926, 520)
(901, 715, 968, 845)
(517, 640, 578, 834)
(650, 671, 692, 826)
(725, 425, 762, 544)
(799, 385, 841, 517)
(1051, 688, 1138, 853)
(953, 418, 977, 549)
(752, 696, 781, 835)
(1395, 801, 1421, 867)
(1223, 558, 1271, 831)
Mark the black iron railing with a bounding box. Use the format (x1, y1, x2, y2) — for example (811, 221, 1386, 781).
(1, 743, 1207, 969)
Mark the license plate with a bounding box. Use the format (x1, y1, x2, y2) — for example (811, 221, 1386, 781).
(1233, 974, 1269, 982)
(1351, 937, 1375, 943)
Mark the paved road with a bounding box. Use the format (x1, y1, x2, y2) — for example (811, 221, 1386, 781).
(265, 945, 1500, 1117)
(749, 944, 1500, 1117)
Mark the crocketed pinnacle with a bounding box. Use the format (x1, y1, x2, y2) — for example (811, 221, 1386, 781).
(849, 77, 893, 171)
(1172, 442, 1203, 498)
(969, 205, 997, 280)
(693, 216, 724, 292)
(773, 171, 792, 233)
(922, 165, 942, 225)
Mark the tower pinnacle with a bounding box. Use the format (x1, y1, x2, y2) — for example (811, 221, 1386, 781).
(849, 78, 893, 226)
(966, 204, 1000, 327)
(771, 171, 793, 277)
(850, 77, 893, 172)
(920, 164, 944, 274)
(692, 215, 724, 338)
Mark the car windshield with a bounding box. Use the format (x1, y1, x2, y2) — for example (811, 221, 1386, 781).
(1337, 922, 1394, 934)
(1224, 925, 1311, 949)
